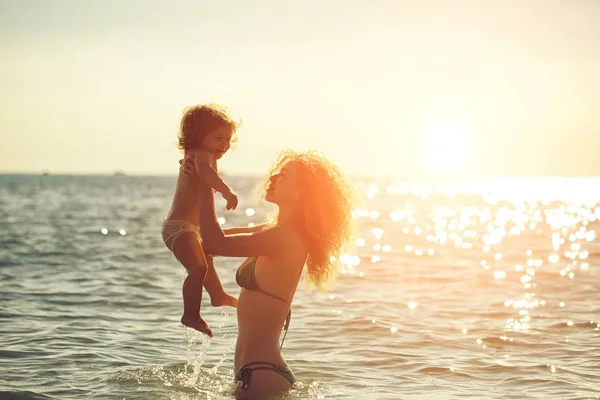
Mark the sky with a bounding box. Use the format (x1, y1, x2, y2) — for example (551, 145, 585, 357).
(1, 0, 599, 179)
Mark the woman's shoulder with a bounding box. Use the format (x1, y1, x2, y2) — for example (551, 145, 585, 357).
(268, 225, 307, 256)
(264, 224, 298, 238)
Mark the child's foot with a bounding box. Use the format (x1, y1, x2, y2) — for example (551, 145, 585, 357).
(210, 292, 238, 308)
(181, 315, 213, 337)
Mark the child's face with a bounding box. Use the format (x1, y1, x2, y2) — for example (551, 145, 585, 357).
(201, 126, 234, 160)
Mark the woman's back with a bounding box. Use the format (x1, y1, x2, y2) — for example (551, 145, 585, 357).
(235, 289, 289, 364)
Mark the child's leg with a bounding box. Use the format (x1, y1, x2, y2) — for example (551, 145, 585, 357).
(203, 255, 238, 308)
(171, 232, 213, 337)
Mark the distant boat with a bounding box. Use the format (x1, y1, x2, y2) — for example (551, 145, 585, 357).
(113, 170, 126, 176)
(42, 170, 51, 176)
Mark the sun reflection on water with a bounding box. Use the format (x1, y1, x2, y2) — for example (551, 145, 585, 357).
(336, 177, 598, 338)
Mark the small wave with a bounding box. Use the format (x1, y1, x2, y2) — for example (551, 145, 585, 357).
(417, 366, 474, 378)
(0, 350, 53, 359)
(546, 320, 598, 330)
(479, 336, 527, 347)
(0, 391, 53, 400)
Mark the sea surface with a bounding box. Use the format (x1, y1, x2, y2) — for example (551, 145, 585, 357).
(1, 174, 599, 400)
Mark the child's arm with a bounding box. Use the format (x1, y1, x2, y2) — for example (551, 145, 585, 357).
(190, 150, 238, 210)
(190, 149, 231, 194)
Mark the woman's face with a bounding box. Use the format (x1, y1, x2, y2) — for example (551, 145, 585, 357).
(265, 161, 301, 206)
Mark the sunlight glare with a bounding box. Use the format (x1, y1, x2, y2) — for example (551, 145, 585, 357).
(419, 112, 472, 175)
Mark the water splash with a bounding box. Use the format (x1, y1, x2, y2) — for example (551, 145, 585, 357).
(181, 328, 212, 386)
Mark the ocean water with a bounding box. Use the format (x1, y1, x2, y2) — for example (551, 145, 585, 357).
(1, 174, 599, 400)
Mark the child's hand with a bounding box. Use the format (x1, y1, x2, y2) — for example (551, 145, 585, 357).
(223, 190, 238, 211)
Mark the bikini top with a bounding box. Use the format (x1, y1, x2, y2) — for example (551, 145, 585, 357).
(236, 256, 292, 349)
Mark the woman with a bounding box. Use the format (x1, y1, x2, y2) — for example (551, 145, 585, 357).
(189, 150, 356, 399)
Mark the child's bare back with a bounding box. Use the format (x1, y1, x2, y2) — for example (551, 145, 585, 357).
(164, 154, 202, 224)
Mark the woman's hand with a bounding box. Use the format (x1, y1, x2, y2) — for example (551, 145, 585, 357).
(179, 157, 196, 177)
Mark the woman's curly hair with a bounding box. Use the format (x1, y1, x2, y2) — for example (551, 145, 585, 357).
(261, 150, 358, 290)
(177, 103, 240, 151)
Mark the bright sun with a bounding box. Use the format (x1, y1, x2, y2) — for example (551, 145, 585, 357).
(420, 113, 472, 175)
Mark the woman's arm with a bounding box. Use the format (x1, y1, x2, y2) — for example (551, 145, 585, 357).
(223, 223, 268, 235)
(198, 182, 284, 257)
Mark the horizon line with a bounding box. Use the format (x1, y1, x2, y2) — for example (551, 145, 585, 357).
(1, 171, 600, 181)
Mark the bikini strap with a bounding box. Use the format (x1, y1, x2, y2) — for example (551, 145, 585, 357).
(235, 361, 281, 390)
(279, 309, 292, 350)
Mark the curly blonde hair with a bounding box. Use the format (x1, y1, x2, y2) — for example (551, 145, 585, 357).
(177, 103, 240, 151)
(260, 150, 358, 289)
